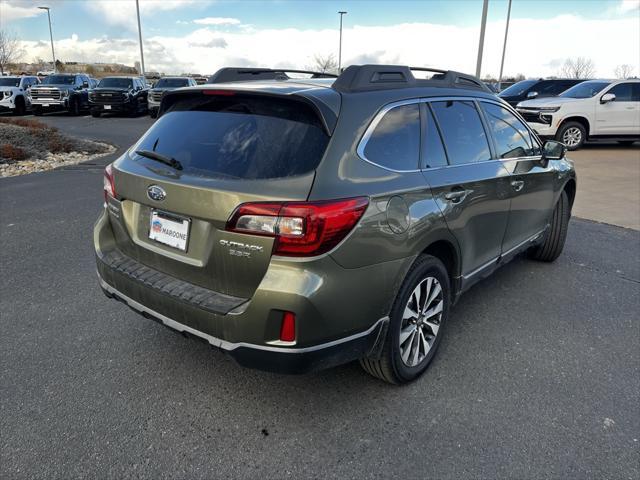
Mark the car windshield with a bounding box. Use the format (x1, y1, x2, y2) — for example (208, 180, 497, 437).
(155, 78, 190, 88)
(98, 78, 132, 88)
(499, 80, 537, 97)
(0, 78, 20, 87)
(42, 75, 76, 85)
(560, 81, 610, 98)
(132, 94, 329, 180)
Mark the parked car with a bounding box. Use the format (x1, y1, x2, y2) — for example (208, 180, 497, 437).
(147, 76, 197, 118)
(95, 65, 576, 384)
(29, 73, 92, 115)
(499, 78, 586, 107)
(89, 76, 149, 117)
(516, 79, 640, 149)
(0, 75, 40, 115)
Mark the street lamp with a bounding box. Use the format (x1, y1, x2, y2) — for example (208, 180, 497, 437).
(37, 6, 56, 73)
(497, 0, 512, 92)
(135, 0, 146, 77)
(475, 0, 489, 78)
(338, 11, 347, 72)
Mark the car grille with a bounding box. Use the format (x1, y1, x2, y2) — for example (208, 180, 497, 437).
(30, 89, 61, 100)
(150, 91, 164, 102)
(90, 91, 126, 104)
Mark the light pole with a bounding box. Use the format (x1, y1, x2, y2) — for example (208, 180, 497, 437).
(497, 0, 512, 91)
(37, 6, 56, 73)
(135, 0, 146, 77)
(338, 11, 347, 72)
(475, 0, 489, 78)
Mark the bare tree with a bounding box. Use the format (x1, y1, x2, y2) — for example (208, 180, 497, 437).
(0, 30, 23, 74)
(559, 57, 595, 79)
(614, 64, 634, 79)
(308, 53, 338, 74)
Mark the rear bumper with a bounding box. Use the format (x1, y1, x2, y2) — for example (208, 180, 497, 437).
(99, 275, 387, 374)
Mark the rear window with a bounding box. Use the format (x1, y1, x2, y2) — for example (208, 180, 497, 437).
(133, 94, 329, 179)
(155, 78, 190, 88)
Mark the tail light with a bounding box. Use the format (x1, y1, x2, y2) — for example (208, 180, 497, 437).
(226, 197, 369, 257)
(279, 311, 296, 342)
(103, 163, 116, 203)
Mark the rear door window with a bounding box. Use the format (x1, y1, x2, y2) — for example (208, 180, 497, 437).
(608, 83, 634, 101)
(133, 94, 329, 179)
(481, 102, 538, 158)
(362, 103, 421, 171)
(430, 100, 491, 165)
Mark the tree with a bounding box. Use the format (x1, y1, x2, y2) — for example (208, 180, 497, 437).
(55, 59, 66, 72)
(0, 30, 23, 74)
(559, 57, 595, 79)
(308, 53, 338, 74)
(614, 64, 634, 79)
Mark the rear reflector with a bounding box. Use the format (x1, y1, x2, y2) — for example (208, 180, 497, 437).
(279, 311, 296, 342)
(103, 163, 116, 202)
(226, 197, 369, 257)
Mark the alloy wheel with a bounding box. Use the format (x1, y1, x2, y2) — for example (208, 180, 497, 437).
(562, 127, 582, 147)
(399, 276, 443, 367)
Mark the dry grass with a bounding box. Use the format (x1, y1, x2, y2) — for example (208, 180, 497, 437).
(0, 144, 28, 162)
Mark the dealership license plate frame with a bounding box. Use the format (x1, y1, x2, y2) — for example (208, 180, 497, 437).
(149, 210, 191, 252)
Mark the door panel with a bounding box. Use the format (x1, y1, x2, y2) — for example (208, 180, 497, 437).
(423, 162, 511, 277)
(596, 83, 638, 134)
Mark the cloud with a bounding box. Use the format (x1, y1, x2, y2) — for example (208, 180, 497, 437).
(0, 0, 44, 22)
(615, 0, 640, 14)
(193, 17, 241, 26)
(17, 14, 640, 78)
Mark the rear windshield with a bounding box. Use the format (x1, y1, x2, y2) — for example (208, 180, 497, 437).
(98, 78, 132, 88)
(42, 75, 75, 85)
(155, 78, 190, 88)
(132, 94, 329, 179)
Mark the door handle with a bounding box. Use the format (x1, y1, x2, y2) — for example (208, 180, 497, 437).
(511, 180, 525, 192)
(444, 188, 468, 203)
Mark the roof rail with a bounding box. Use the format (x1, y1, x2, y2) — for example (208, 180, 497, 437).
(208, 67, 338, 84)
(332, 65, 491, 93)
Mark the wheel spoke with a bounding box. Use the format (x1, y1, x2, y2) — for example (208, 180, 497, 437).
(423, 299, 443, 319)
(424, 319, 439, 337)
(403, 304, 418, 321)
(425, 282, 441, 309)
(399, 324, 416, 345)
(411, 332, 420, 366)
(419, 328, 430, 356)
(401, 330, 416, 364)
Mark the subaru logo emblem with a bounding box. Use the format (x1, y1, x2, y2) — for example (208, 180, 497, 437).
(147, 185, 166, 202)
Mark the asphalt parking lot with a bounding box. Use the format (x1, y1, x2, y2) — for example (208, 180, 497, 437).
(1, 112, 639, 479)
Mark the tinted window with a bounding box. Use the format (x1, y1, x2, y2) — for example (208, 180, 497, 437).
(156, 78, 191, 88)
(423, 105, 448, 168)
(632, 84, 640, 101)
(98, 78, 132, 88)
(42, 75, 76, 85)
(431, 101, 491, 165)
(499, 80, 537, 97)
(537, 80, 582, 95)
(133, 95, 329, 180)
(481, 103, 537, 158)
(561, 81, 610, 98)
(608, 83, 634, 101)
(0, 77, 20, 87)
(363, 103, 420, 171)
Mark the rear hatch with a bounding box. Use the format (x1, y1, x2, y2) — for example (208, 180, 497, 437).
(106, 89, 335, 299)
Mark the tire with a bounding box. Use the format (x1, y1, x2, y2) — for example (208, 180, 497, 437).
(360, 255, 450, 384)
(529, 190, 570, 262)
(91, 110, 101, 118)
(69, 97, 80, 116)
(13, 96, 26, 116)
(149, 110, 157, 119)
(618, 140, 636, 147)
(33, 106, 43, 116)
(556, 121, 586, 150)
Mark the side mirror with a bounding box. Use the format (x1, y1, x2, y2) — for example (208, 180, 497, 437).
(527, 91, 539, 99)
(541, 140, 566, 163)
(82, 81, 89, 88)
(600, 93, 615, 104)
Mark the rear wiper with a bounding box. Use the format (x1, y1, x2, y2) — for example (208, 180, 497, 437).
(135, 150, 183, 171)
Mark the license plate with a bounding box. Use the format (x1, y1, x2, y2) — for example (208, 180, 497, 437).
(42, 103, 49, 107)
(104, 105, 111, 110)
(149, 211, 190, 251)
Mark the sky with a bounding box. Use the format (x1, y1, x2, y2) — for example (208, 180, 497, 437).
(1, 0, 639, 78)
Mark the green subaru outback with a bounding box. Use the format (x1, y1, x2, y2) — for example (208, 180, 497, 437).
(95, 65, 576, 384)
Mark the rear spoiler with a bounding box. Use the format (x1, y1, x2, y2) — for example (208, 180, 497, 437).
(159, 87, 339, 135)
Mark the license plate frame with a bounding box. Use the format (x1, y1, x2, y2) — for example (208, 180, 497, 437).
(104, 105, 112, 110)
(149, 210, 191, 252)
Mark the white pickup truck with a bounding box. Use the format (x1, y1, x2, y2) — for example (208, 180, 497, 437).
(516, 79, 640, 149)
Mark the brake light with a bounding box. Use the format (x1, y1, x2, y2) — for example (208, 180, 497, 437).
(103, 163, 116, 203)
(202, 89, 235, 96)
(226, 197, 369, 257)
